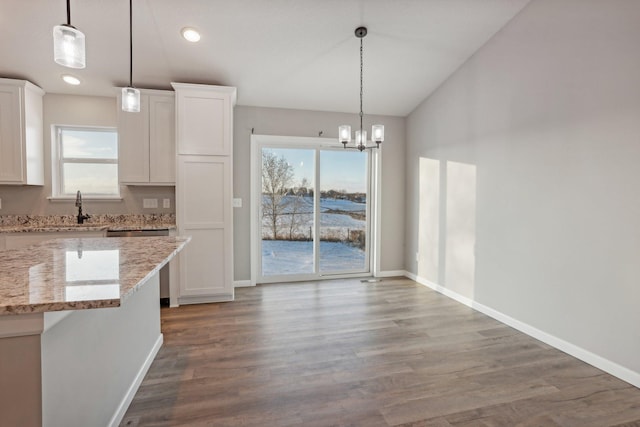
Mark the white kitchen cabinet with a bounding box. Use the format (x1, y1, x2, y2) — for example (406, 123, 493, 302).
(117, 89, 175, 185)
(174, 84, 235, 156)
(176, 156, 232, 300)
(172, 83, 236, 304)
(0, 78, 44, 185)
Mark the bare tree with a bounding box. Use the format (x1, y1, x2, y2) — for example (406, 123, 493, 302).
(287, 177, 309, 239)
(262, 151, 294, 239)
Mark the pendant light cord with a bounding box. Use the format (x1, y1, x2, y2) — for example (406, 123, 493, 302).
(66, 0, 71, 25)
(129, 0, 133, 87)
(359, 36, 364, 137)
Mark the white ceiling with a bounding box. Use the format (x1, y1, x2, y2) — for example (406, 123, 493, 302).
(0, 0, 530, 117)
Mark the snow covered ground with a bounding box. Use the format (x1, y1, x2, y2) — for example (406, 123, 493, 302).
(262, 240, 366, 276)
(261, 196, 368, 275)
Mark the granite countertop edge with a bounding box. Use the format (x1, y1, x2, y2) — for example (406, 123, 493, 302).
(0, 224, 177, 233)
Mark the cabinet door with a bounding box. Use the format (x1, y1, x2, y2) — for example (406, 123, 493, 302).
(118, 95, 150, 183)
(177, 156, 233, 300)
(0, 85, 23, 183)
(23, 84, 44, 185)
(149, 95, 175, 183)
(176, 91, 231, 156)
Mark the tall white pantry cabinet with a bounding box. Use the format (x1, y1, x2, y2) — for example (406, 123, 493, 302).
(172, 83, 236, 303)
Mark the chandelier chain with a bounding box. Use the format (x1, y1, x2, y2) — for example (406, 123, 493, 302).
(359, 36, 364, 135)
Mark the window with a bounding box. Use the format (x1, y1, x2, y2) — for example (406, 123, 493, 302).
(53, 126, 119, 197)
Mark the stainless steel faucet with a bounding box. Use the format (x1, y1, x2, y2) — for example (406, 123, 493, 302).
(75, 190, 90, 224)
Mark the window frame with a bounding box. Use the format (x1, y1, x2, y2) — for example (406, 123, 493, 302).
(51, 125, 121, 200)
(250, 134, 381, 285)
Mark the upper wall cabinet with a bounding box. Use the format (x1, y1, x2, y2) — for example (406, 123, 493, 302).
(173, 84, 236, 156)
(117, 89, 175, 185)
(0, 78, 44, 185)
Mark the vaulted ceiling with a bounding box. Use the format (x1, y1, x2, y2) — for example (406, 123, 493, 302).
(0, 0, 530, 116)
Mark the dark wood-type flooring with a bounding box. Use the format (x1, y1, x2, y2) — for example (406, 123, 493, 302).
(121, 277, 640, 426)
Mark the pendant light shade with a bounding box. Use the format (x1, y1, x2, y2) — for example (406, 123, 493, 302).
(355, 130, 367, 146)
(372, 124, 384, 144)
(122, 0, 140, 113)
(53, 1, 86, 69)
(338, 27, 384, 151)
(122, 87, 141, 112)
(338, 125, 352, 144)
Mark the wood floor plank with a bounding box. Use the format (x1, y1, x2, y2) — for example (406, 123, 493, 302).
(121, 278, 640, 426)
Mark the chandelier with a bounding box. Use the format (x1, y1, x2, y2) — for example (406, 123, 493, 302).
(338, 27, 384, 151)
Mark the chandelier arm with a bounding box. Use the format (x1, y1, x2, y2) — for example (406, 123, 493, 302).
(342, 144, 380, 151)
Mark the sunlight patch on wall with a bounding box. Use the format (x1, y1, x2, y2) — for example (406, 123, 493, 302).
(445, 161, 477, 299)
(417, 158, 440, 282)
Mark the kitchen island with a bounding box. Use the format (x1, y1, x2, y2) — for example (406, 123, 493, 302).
(0, 236, 190, 427)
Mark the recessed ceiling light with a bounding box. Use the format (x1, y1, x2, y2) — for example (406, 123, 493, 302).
(62, 74, 81, 85)
(181, 27, 201, 42)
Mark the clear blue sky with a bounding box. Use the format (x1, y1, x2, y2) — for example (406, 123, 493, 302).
(264, 148, 367, 193)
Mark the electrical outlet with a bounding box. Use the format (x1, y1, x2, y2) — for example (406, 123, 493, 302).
(163, 198, 171, 208)
(143, 198, 158, 209)
(233, 198, 242, 208)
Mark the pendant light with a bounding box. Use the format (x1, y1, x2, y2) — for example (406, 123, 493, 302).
(122, 0, 140, 112)
(339, 27, 384, 152)
(53, 0, 86, 69)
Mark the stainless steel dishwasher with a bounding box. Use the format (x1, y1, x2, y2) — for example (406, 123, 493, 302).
(106, 229, 171, 306)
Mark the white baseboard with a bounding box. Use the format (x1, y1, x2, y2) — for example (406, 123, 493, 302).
(406, 272, 474, 307)
(234, 280, 253, 288)
(404, 270, 640, 389)
(108, 333, 164, 427)
(178, 294, 234, 305)
(376, 270, 407, 278)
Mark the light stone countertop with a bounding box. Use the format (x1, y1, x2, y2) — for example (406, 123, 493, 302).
(0, 236, 190, 315)
(0, 214, 176, 233)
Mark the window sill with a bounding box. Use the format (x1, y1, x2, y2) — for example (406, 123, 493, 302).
(47, 196, 123, 203)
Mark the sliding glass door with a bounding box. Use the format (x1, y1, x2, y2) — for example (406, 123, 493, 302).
(319, 150, 368, 273)
(254, 137, 370, 283)
(261, 147, 315, 277)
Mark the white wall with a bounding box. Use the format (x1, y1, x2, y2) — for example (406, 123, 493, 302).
(405, 0, 640, 383)
(0, 94, 174, 215)
(42, 274, 161, 427)
(233, 105, 405, 281)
